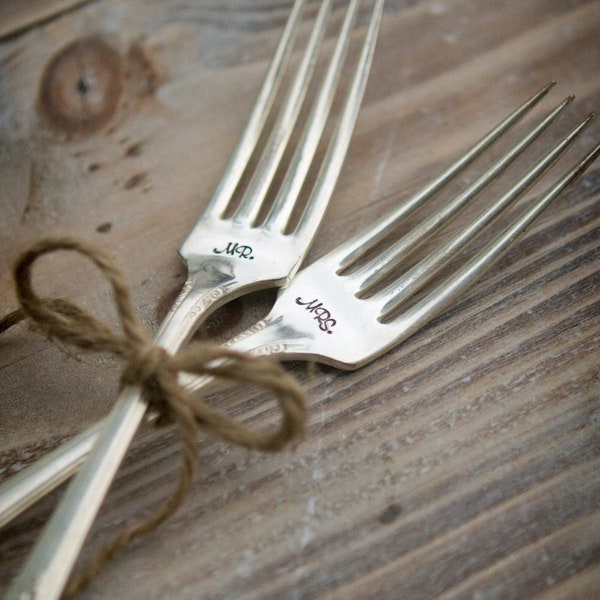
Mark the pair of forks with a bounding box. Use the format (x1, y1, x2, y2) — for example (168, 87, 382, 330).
(4, 0, 600, 597)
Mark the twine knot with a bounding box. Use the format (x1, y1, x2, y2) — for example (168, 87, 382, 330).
(120, 345, 177, 425)
(121, 345, 169, 388)
(3, 236, 307, 599)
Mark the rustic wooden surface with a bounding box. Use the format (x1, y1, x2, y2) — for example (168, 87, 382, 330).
(1, 1, 599, 598)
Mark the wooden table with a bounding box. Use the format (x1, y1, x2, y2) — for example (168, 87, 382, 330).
(1, 1, 599, 598)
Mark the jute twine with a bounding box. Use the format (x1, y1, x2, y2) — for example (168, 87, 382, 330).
(0, 237, 307, 599)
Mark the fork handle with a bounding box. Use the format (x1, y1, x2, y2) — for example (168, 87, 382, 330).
(5, 387, 152, 600)
(3, 272, 251, 600)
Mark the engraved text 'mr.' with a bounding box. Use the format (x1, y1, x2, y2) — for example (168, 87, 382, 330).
(213, 241, 255, 260)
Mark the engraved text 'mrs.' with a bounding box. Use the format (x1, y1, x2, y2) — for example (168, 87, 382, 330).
(213, 241, 255, 260)
(295, 297, 336, 334)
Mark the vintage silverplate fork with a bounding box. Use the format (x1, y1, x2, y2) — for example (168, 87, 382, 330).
(0, 81, 564, 529)
(215, 115, 599, 371)
(5, 1, 385, 598)
(167, 93, 599, 379)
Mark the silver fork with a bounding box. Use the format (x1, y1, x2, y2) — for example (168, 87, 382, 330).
(219, 114, 599, 372)
(5, 1, 385, 598)
(170, 92, 599, 378)
(0, 80, 563, 529)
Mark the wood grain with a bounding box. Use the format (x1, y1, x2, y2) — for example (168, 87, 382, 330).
(1, 1, 599, 598)
(0, 0, 91, 40)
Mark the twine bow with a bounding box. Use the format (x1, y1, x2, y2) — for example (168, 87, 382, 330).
(4, 237, 307, 598)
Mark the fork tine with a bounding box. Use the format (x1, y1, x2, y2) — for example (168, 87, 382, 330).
(336, 82, 557, 270)
(382, 138, 600, 335)
(202, 0, 307, 218)
(264, 0, 363, 233)
(351, 94, 574, 292)
(292, 0, 385, 242)
(233, 0, 333, 224)
(375, 113, 595, 313)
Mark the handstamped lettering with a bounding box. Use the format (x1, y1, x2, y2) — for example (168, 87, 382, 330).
(213, 241, 255, 260)
(295, 297, 336, 334)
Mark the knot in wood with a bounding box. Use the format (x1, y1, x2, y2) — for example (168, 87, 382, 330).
(38, 36, 123, 134)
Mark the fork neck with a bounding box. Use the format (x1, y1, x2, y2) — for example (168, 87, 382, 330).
(153, 274, 220, 352)
(153, 266, 253, 352)
(155, 245, 296, 353)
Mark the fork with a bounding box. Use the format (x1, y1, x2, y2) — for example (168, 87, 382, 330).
(218, 114, 599, 371)
(4, 1, 385, 598)
(0, 80, 563, 530)
(172, 93, 599, 379)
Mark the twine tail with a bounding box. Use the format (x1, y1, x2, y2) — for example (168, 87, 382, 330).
(0, 308, 26, 334)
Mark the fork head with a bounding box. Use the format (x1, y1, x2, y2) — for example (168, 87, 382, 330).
(250, 88, 599, 369)
(178, 0, 385, 295)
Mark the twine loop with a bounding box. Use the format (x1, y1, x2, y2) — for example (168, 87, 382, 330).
(3, 236, 307, 598)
